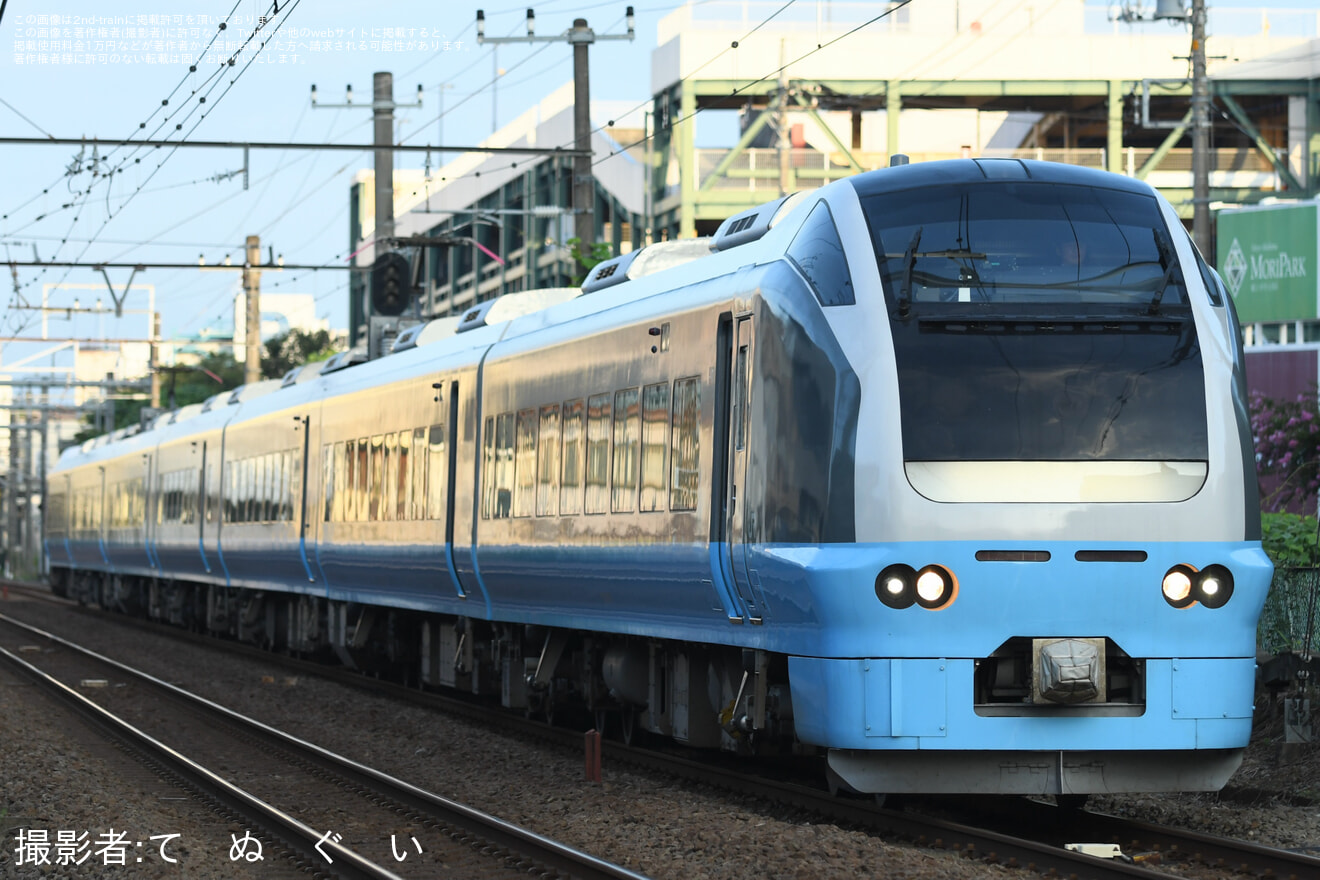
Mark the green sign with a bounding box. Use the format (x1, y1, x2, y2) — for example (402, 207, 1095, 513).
(1217, 203, 1318, 323)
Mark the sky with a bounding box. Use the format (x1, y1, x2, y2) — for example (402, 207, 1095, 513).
(0, 0, 1312, 366)
(0, 0, 672, 356)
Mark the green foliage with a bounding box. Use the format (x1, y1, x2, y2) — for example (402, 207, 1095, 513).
(1262, 513, 1320, 568)
(261, 328, 339, 381)
(566, 237, 614, 286)
(67, 351, 244, 447)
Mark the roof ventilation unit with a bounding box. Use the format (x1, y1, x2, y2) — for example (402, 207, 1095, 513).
(581, 249, 644, 293)
(711, 191, 807, 251)
(320, 348, 369, 375)
(455, 299, 499, 334)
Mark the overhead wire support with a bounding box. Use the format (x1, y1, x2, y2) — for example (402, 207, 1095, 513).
(0, 136, 590, 157)
(1, 260, 349, 271)
(477, 6, 636, 278)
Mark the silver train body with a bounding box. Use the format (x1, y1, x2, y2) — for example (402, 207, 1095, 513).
(46, 160, 1271, 795)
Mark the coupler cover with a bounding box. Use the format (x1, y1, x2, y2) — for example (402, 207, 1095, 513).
(1032, 637, 1106, 704)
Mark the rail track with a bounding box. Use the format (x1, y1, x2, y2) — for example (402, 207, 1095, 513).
(0, 603, 650, 880)
(5, 579, 1319, 880)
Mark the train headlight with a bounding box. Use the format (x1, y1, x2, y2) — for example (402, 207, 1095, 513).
(876, 565, 916, 609)
(1161, 564, 1197, 608)
(914, 565, 957, 609)
(1195, 564, 1234, 609)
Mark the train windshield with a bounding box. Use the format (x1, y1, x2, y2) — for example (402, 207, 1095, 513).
(861, 182, 1188, 314)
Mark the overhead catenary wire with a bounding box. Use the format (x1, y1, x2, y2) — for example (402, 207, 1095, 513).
(0, 0, 302, 337)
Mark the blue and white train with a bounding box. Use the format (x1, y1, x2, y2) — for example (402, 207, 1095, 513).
(45, 159, 1271, 796)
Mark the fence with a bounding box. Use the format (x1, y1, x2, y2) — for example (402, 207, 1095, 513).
(1259, 566, 1320, 657)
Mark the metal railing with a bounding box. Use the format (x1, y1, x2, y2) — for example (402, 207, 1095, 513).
(691, 146, 1285, 194)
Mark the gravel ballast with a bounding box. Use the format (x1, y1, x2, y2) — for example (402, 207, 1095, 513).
(4, 592, 1320, 878)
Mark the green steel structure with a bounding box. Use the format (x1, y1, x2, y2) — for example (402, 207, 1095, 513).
(649, 75, 1320, 240)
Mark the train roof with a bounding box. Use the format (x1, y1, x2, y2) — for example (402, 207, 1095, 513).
(849, 158, 1155, 199)
(55, 160, 1161, 472)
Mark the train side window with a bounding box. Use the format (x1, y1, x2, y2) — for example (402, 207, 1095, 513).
(640, 382, 670, 512)
(257, 455, 267, 522)
(249, 458, 260, 523)
(395, 430, 411, 520)
(733, 344, 749, 451)
(382, 433, 397, 522)
(786, 201, 855, 306)
(323, 444, 334, 522)
(285, 449, 296, 522)
(514, 409, 538, 518)
(333, 443, 346, 522)
(585, 393, 611, 515)
(494, 412, 515, 518)
(537, 404, 561, 517)
(612, 387, 641, 514)
(413, 427, 428, 520)
(342, 440, 356, 522)
(356, 438, 370, 523)
(261, 454, 272, 523)
(671, 377, 701, 511)
(271, 459, 278, 523)
(270, 454, 280, 523)
(369, 435, 384, 521)
(260, 454, 271, 522)
(233, 460, 243, 524)
(231, 461, 241, 524)
(427, 424, 446, 520)
(482, 417, 496, 520)
(560, 399, 584, 516)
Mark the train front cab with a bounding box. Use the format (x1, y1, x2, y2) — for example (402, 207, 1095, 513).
(777, 161, 1273, 795)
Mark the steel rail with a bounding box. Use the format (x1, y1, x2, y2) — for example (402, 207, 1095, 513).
(0, 641, 402, 880)
(0, 610, 651, 880)
(9, 586, 1315, 879)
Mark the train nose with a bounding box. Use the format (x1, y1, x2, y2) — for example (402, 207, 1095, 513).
(1033, 637, 1104, 704)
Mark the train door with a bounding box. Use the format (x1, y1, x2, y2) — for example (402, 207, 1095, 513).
(710, 315, 764, 623)
(727, 315, 763, 622)
(442, 380, 466, 598)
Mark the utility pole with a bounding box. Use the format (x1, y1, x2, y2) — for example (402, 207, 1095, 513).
(1190, 0, 1211, 255)
(149, 311, 161, 408)
(477, 7, 635, 278)
(312, 73, 423, 347)
(1120, 0, 1209, 250)
(243, 235, 262, 386)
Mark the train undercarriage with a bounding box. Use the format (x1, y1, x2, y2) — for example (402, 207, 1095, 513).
(49, 568, 798, 756)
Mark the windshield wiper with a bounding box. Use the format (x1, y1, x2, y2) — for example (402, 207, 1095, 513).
(897, 226, 922, 317)
(1149, 229, 1179, 315)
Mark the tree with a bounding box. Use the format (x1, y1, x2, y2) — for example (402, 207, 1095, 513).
(261, 328, 339, 381)
(67, 351, 244, 447)
(566, 237, 614, 287)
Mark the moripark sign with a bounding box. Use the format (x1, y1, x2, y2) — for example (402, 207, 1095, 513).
(1216, 202, 1318, 323)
